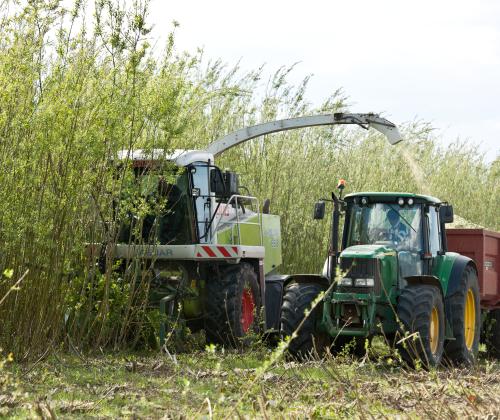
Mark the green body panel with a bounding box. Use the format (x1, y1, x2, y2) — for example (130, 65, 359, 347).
(320, 246, 400, 337)
(261, 214, 283, 273)
(215, 214, 261, 246)
(431, 252, 460, 295)
(339, 245, 399, 306)
(321, 248, 462, 338)
(215, 213, 282, 274)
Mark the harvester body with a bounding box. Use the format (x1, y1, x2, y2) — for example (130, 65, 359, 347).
(88, 113, 402, 347)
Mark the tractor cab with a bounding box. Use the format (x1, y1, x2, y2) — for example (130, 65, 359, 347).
(341, 193, 453, 285)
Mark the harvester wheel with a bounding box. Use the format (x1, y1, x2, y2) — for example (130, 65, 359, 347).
(280, 282, 330, 359)
(397, 285, 444, 368)
(483, 309, 500, 358)
(444, 265, 481, 366)
(205, 263, 261, 347)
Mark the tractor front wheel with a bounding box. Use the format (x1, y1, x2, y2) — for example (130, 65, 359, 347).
(444, 265, 481, 366)
(280, 282, 330, 359)
(397, 285, 445, 368)
(205, 263, 261, 347)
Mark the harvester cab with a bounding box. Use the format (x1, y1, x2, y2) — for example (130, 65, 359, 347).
(89, 112, 403, 348)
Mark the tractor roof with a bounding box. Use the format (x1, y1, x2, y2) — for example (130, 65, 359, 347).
(344, 192, 442, 204)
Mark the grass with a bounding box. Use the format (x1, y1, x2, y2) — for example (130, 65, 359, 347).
(2, 347, 500, 418)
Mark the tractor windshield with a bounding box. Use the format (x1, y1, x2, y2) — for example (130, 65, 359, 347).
(116, 165, 195, 245)
(347, 203, 422, 251)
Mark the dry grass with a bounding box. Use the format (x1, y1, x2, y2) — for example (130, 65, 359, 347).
(2, 349, 499, 419)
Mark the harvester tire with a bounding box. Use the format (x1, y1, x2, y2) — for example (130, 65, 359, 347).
(204, 263, 261, 347)
(280, 282, 329, 359)
(397, 285, 445, 368)
(484, 309, 500, 358)
(444, 265, 481, 366)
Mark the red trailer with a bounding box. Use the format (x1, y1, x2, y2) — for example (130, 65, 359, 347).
(446, 228, 500, 355)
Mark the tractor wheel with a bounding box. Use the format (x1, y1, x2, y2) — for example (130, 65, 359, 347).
(484, 309, 500, 358)
(205, 263, 261, 347)
(397, 285, 445, 368)
(280, 282, 330, 359)
(444, 265, 481, 366)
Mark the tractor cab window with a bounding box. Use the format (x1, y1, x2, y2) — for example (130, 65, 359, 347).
(426, 205, 442, 256)
(117, 164, 195, 245)
(347, 203, 422, 252)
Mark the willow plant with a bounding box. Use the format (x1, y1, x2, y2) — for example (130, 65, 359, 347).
(0, 0, 498, 358)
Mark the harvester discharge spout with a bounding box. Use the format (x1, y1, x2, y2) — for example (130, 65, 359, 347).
(205, 112, 402, 156)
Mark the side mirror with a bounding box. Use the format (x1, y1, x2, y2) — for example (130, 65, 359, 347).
(439, 205, 454, 224)
(313, 201, 326, 220)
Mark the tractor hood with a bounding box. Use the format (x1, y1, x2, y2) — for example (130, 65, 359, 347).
(340, 244, 397, 259)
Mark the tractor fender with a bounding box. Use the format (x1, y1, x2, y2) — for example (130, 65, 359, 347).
(445, 255, 478, 298)
(283, 274, 330, 289)
(405, 275, 444, 296)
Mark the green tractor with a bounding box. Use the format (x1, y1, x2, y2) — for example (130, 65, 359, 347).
(281, 190, 482, 367)
(88, 113, 402, 348)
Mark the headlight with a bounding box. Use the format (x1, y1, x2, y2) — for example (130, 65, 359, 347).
(397, 197, 405, 206)
(355, 278, 375, 287)
(339, 277, 353, 286)
(407, 198, 414, 206)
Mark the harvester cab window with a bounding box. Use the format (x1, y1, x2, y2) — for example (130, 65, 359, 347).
(117, 165, 194, 245)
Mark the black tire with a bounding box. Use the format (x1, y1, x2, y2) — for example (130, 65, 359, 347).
(444, 265, 481, 366)
(205, 263, 261, 347)
(280, 282, 329, 359)
(397, 285, 445, 368)
(484, 309, 500, 358)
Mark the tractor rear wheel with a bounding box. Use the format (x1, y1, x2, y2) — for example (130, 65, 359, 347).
(397, 285, 445, 368)
(444, 265, 481, 366)
(205, 263, 261, 347)
(280, 282, 330, 359)
(484, 309, 500, 358)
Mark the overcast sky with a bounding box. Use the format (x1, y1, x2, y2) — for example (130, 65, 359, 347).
(147, 0, 499, 162)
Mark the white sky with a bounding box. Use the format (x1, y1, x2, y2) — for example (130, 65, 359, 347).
(147, 0, 500, 161)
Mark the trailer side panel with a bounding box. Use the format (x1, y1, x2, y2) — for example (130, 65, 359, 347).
(446, 228, 500, 308)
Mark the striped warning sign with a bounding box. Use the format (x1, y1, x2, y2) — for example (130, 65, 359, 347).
(196, 245, 239, 259)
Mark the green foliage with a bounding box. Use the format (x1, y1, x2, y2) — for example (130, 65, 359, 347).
(0, 0, 498, 357)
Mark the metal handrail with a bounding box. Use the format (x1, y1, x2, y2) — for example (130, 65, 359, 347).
(211, 195, 263, 246)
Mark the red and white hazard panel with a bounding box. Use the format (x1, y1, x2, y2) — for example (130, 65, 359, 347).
(196, 245, 240, 259)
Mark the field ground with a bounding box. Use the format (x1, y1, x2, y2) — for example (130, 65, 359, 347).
(1, 343, 500, 419)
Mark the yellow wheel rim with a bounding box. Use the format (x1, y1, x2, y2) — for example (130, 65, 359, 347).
(430, 307, 439, 355)
(464, 288, 476, 350)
